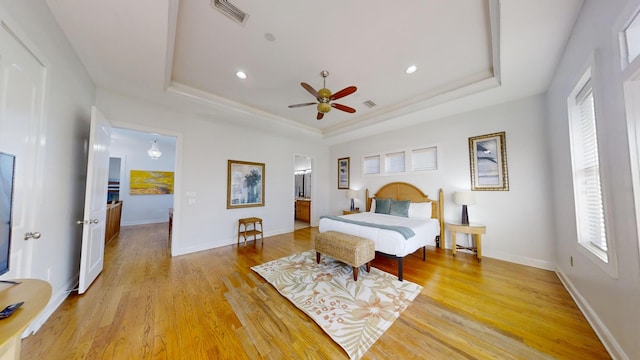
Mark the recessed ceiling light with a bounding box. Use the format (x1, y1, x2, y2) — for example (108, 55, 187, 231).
(405, 65, 417, 74)
(264, 33, 276, 42)
(236, 71, 247, 79)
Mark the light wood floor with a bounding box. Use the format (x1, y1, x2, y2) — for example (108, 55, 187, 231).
(21, 223, 610, 359)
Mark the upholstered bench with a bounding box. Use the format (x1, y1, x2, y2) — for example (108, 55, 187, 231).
(315, 231, 375, 281)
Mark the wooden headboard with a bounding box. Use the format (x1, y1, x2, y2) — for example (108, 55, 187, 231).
(365, 182, 444, 244)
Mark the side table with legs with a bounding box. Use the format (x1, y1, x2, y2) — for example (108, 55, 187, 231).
(237, 217, 263, 246)
(445, 222, 486, 262)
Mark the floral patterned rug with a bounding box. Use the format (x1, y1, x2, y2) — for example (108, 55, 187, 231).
(251, 250, 423, 360)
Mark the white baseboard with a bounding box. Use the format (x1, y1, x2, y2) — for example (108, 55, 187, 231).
(172, 227, 293, 257)
(121, 219, 167, 226)
(556, 268, 628, 360)
(484, 250, 556, 271)
(22, 273, 78, 337)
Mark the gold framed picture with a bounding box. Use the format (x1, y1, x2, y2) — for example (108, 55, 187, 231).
(338, 157, 350, 189)
(227, 160, 265, 208)
(469, 132, 509, 191)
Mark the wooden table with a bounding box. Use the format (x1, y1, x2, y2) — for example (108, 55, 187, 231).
(445, 222, 486, 262)
(237, 217, 263, 246)
(342, 210, 361, 215)
(0, 279, 51, 360)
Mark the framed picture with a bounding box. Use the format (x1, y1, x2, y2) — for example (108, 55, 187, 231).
(227, 160, 265, 209)
(338, 157, 350, 189)
(469, 132, 509, 191)
(130, 170, 174, 195)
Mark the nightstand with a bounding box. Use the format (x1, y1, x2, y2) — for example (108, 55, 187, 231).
(342, 210, 361, 215)
(445, 222, 486, 262)
(237, 217, 263, 247)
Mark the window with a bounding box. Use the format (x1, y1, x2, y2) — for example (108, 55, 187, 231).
(412, 146, 438, 171)
(363, 145, 439, 176)
(384, 152, 405, 173)
(623, 10, 640, 64)
(363, 155, 380, 175)
(568, 69, 609, 262)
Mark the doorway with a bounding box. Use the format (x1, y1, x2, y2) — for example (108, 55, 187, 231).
(109, 128, 177, 235)
(294, 154, 313, 230)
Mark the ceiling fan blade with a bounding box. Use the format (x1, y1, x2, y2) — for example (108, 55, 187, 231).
(301, 82, 321, 100)
(331, 103, 356, 113)
(330, 86, 357, 101)
(317, 112, 324, 120)
(288, 102, 317, 108)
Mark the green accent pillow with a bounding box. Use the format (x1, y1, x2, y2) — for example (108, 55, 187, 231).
(374, 198, 391, 214)
(389, 199, 411, 217)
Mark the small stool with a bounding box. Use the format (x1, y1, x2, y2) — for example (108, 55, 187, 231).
(238, 217, 263, 246)
(315, 231, 375, 281)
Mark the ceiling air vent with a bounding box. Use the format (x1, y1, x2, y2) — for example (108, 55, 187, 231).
(211, 0, 249, 26)
(363, 100, 377, 108)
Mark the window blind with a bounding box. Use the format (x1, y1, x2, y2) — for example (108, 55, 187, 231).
(363, 155, 380, 175)
(573, 79, 608, 254)
(385, 152, 405, 173)
(412, 147, 438, 171)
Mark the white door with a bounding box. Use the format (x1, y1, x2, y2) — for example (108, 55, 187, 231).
(78, 106, 111, 294)
(0, 21, 46, 279)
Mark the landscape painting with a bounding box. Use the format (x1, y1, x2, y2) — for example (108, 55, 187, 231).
(130, 170, 175, 195)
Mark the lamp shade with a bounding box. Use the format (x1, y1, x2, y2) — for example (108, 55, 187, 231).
(453, 191, 476, 206)
(346, 189, 358, 199)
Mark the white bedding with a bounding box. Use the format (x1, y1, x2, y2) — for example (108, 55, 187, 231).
(318, 212, 440, 257)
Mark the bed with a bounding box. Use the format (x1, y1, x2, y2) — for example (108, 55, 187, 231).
(319, 182, 444, 281)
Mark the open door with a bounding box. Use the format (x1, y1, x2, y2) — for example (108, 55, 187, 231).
(77, 106, 111, 294)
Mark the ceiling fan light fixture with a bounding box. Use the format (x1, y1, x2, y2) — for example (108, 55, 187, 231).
(317, 102, 331, 113)
(288, 70, 357, 120)
(318, 88, 331, 99)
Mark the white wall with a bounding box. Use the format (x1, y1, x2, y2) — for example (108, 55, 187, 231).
(0, 0, 96, 330)
(96, 89, 331, 256)
(330, 94, 556, 269)
(546, 0, 640, 358)
(110, 128, 176, 226)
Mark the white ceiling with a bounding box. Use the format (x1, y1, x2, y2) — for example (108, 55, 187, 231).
(45, 0, 584, 142)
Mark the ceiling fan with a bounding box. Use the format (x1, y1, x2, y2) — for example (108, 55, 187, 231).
(288, 70, 357, 120)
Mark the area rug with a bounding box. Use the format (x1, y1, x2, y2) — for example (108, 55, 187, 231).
(251, 250, 423, 360)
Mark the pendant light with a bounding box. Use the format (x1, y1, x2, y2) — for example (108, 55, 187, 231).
(147, 137, 162, 159)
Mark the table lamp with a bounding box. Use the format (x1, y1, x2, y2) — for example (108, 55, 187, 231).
(346, 189, 358, 211)
(453, 191, 476, 225)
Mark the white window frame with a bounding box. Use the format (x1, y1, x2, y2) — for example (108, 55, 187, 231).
(618, 4, 640, 70)
(619, 5, 640, 274)
(412, 146, 438, 172)
(567, 60, 618, 278)
(363, 155, 381, 175)
(384, 151, 405, 173)
(363, 144, 440, 176)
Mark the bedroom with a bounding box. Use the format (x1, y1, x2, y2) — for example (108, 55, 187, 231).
(0, 0, 638, 359)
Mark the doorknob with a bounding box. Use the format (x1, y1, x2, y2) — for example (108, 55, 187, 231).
(76, 219, 99, 225)
(24, 232, 41, 240)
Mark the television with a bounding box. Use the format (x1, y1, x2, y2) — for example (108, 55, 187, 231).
(0, 152, 15, 277)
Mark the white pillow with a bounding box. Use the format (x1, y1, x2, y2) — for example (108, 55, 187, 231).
(408, 202, 432, 219)
(369, 198, 376, 212)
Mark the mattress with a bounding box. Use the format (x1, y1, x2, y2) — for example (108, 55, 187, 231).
(318, 212, 440, 257)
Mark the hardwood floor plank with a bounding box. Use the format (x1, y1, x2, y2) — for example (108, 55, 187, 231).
(20, 224, 610, 359)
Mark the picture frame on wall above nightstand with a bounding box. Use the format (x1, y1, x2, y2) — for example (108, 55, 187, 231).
(227, 160, 265, 209)
(338, 157, 350, 189)
(469, 132, 509, 191)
